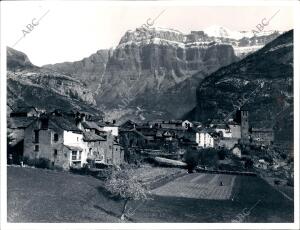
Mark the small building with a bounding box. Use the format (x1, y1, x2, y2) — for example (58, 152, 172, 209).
(7, 117, 37, 164)
(213, 124, 232, 138)
(120, 120, 137, 131)
(84, 131, 124, 165)
(160, 120, 182, 129)
(182, 120, 193, 129)
(250, 128, 274, 145)
(98, 121, 119, 136)
(228, 121, 241, 139)
(119, 129, 150, 149)
(231, 145, 242, 158)
(196, 130, 217, 148)
(218, 138, 239, 150)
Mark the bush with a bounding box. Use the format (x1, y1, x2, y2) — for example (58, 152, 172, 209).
(35, 158, 51, 169)
(218, 148, 229, 160)
(96, 168, 114, 180)
(245, 158, 254, 169)
(184, 147, 201, 172)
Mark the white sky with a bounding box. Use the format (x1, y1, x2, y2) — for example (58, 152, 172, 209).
(2, 1, 294, 66)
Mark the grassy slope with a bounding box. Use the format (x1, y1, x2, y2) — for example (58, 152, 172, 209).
(7, 167, 293, 223)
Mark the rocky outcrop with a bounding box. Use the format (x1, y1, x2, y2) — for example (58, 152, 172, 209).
(43, 50, 109, 92)
(7, 47, 101, 115)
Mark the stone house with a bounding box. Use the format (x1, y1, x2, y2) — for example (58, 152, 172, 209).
(250, 128, 274, 145)
(23, 114, 124, 170)
(7, 116, 37, 164)
(119, 129, 150, 149)
(84, 131, 124, 165)
(218, 138, 239, 150)
(23, 115, 87, 170)
(228, 121, 241, 139)
(120, 120, 137, 131)
(98, 121, 119, 136)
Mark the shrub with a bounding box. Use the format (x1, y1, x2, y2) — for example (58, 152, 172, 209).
(184, 147, 201, 173)
(96, 168, 114, 180)
(35, 158, 51, 169)
(244, 158, 254, 169)
(22, 156, 51, 169)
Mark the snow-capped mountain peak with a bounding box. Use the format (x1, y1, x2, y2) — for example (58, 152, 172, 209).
(204, 25, 247, 40)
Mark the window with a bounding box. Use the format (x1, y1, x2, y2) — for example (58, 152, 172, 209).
(34, 145, 39, 151)
(79, 151, 82, 160)
(54, 149, 58, 157)
(72, 151, 77, 160)
(53, 133, 59, 142)
(34, 130, 39, 143)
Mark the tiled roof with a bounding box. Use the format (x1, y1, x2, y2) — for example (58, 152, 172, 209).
(83, 132, 106, 142)
(8, 117, 36, 129)
(64, 145, 83, 151)
(12, 106, 37, 113)
(49, 116, 82, 133)
(82, 121, 101, 131)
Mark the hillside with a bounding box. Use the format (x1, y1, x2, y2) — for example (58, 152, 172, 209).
(7, 47, 102, 116)
(187, 30, 293, 142)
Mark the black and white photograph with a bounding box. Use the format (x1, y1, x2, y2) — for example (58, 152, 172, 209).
(0, 0, 299, 229)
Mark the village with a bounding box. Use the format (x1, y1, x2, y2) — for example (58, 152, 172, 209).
(7, 105, 290, 173)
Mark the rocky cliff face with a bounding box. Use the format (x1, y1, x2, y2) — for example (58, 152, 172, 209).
(41, 26, 282, 122)
(187, 30, 293, 142)
(96, 27, 280, 122)
(43, 50, 109, 92)
(7, 47, 101, 115)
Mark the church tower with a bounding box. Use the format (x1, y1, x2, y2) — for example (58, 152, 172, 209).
(236, 109, 249, 144)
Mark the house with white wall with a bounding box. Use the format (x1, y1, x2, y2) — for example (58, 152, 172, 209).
(23, 115, 88, 170)
(196, 130, 216, 148)
(182, 120, 193, 129)
(23, 114, 124, 170)
(99, 121, 119, 136)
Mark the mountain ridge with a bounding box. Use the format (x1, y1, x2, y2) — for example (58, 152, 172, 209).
(186, 30, 293, 142)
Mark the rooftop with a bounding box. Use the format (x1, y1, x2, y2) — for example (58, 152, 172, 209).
(8, 117, 36, 129)
(83, 132, 106, 142)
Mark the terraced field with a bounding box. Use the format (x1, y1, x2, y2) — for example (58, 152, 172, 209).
(152, 173, 236, 200)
